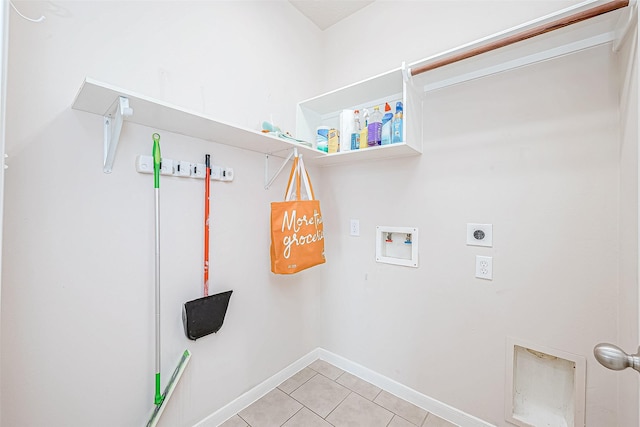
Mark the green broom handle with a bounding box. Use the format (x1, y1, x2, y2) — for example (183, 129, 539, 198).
(153, 133, 161, 189)
(152, 133, 163, 405)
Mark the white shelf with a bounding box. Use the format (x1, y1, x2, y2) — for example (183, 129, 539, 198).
(295, 67, 424, 162)
(72, 78, 419, 169)
(298, 68, 406, 115)
(311, 143, 420, 165)
(72, 78, 324, 167)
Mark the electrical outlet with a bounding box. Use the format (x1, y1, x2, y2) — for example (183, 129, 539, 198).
(475, 255, 493, 280)
(350, 219, 360, 236)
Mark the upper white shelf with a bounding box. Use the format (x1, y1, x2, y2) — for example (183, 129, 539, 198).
(72, 78, 325, 165)
(298, 68, 405, 115)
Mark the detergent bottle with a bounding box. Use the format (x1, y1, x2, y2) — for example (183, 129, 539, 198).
(367, 105, 382, 146)
(351, 110, 360, 150)
(392, 102, 403, 144)
(359, 109, 369, 149)
(381, 102, 393, 145)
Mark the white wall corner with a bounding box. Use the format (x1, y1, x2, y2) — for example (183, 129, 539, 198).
(192, 349, 322, 427)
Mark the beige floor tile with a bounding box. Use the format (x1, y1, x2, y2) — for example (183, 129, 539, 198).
(282, 407, 333, 427)
(389, 415, 418, 427)
(278, 367, 317, 394)
(218, 415, 249, 427)
(326, 392, 394, 427)
(422, 413, 459, 427)
(238, 389, 302, 427)
(308, 359, 344, 380)
(290, 373, 350, 418)
(336, 371, 382, 401)
(374, 391, 428, 426)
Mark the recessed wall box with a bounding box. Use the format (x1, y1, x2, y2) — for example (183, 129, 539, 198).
(505, 338, 586, 427)
(376, 226, 418, 267)
(467, 223, 492, 247)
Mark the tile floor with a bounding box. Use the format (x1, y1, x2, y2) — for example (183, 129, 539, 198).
(219, 359, 458, 427)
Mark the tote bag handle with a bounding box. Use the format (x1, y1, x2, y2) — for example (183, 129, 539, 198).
(284, 154, 315, 201)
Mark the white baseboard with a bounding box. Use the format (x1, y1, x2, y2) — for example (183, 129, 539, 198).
(193, 348, 495, 427)
(316, 349, 495, 427)
(192, 348, 321, 427)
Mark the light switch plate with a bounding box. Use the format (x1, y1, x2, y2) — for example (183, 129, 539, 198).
(467, 223, 492, 247)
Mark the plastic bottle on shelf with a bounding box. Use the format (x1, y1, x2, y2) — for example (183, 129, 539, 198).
(359, 109, 369, 149)
(367, 105, 383, 147)
(316, 126, 329, 152)
(351, 109, 360, 150)
(392, 101, 403, 144)
(381, 102, 393, 145)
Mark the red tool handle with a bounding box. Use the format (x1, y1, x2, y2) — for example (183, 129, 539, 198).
(204, 154, 210, 297)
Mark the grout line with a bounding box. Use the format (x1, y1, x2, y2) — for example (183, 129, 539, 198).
(385, 414, 394, 427)
(236, 413, 250, 426)
(278, 368, 318, 395)
(283, 378, 334, 422)
(369, 390, 423, 426)
(322, 390, 353, 422)
(372, 387, 383, 401)
(279, 406, 304, 427)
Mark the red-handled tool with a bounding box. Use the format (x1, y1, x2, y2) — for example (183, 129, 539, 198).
(182, 154, 233, 340)
(203, 154, 211, 297)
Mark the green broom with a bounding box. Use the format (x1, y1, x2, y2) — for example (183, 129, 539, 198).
(147, 133, 192, 427)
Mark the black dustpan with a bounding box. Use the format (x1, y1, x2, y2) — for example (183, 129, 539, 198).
(183, 290, 232, 340)
(182, 154, 232, 341)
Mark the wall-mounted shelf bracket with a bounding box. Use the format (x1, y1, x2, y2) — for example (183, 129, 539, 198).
(264, 147, 298, 190)
(103, 96, 133, 174)
(401, 61, 410, 83)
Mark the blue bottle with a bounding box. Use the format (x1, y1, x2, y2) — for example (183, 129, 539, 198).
(391, 102, 403, 144)
(381, 103, 393, 145)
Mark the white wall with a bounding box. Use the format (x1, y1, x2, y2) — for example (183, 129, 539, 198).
(319, 1, 626, 426)
(2, 2, 324, 426)
(616, 10, 639, 427)
(0, 1, 8, 423)
(3, 1, 635, 427)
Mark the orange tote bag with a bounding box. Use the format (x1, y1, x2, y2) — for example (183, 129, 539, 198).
(270, 155, 325, 274)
